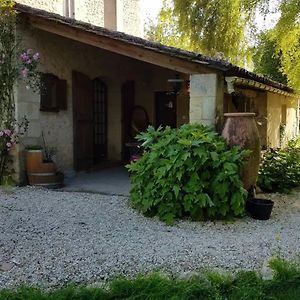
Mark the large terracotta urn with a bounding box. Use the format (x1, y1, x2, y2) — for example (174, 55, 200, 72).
(222, 113, 261, 192)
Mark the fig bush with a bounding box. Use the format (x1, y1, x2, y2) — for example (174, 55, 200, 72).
(127, 124, 249, 224)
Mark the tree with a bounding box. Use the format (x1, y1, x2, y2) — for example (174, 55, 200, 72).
(147, 0, 300, 91)
(146, 0, 268, 66)
(272, 0, 300, 90)
(252, 31, 287, 84)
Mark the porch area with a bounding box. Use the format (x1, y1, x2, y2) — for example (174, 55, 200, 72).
(63, 167, 130, 196)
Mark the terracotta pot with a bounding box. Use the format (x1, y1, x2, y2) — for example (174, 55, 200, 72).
(222, 113, 261, 192)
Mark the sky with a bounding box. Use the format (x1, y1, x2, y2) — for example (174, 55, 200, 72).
(141, 0, 163, 23)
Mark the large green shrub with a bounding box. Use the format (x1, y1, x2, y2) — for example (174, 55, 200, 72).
(127, 124, 249, 224)
(258, 138, 300, 193)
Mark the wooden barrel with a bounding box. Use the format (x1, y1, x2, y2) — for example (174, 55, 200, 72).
(26, 150, 63, 188)
(26, 150, 44, 173)
(27, 173, 64, 188)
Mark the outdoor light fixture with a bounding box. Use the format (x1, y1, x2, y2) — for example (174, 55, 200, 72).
(168, 75, 185, 94)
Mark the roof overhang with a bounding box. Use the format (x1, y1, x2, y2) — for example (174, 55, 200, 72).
(18, 8, 211, 74)
(225, 76, 299, 99)
(15, 3, 297, 95)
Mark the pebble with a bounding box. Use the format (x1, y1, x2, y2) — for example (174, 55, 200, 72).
(0, 186, 300, 289)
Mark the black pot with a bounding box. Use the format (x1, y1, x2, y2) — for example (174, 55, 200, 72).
(245, 198, 274, 220)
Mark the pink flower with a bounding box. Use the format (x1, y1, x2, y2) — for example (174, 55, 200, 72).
(20, 53, 29, 62)
(4, 129, 12, 136)
(26, 59, 32, 64)
(21, 68, 28, 78)
(6, 142, 12, 148)
(33, 53, 39, 61)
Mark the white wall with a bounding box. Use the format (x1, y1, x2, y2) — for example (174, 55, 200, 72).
(17, 0, 143, 37)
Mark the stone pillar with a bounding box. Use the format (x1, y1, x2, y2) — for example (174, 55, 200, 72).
(189, 73, 224, 129)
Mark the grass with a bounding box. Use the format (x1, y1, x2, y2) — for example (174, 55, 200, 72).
(0, 259, 300, 299)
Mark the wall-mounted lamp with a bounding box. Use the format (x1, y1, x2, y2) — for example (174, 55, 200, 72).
(167, 76, 185, 95)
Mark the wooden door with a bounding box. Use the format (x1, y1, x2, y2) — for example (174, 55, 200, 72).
(155, 92, 177, 128)
(121, 80, 135, 161)
(94, 79, 108, 163)
(73, 71, 94, 171)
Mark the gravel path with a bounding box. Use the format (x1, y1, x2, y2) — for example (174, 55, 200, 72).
(0, 187, 300, 289)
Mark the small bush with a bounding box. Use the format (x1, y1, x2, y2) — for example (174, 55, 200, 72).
(127, 124, 249, 224)
(258, 138, 300, 193)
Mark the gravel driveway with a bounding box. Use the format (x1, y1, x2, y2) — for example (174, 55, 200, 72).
(0, 187, 300, 289)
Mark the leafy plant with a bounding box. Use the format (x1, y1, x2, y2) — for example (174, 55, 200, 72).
(257, 138, 300, 193)
(127, 124, 249, 224)
(0, 119, 28, 184)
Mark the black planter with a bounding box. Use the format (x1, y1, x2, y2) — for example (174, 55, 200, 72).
(246, 198, 274, 220)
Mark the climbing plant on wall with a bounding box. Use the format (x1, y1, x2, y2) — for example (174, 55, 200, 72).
(0, 0, 40, 183)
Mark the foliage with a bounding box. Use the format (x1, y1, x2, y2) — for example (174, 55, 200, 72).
(146, 0, 270, 66)
(147, 0, 300, 90)
(257, 138, 300, 193)
(145, 1, 192, 52)
(272, 0, 300, 90)
(253, 31, 287, 84)
(0, 0, 40, 183)
(0, 119, 28, 183)
(1, 259, 300, 299)
(127, 124, 249, 224)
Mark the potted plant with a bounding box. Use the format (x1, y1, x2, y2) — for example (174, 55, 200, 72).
(25, 145, 64, 188)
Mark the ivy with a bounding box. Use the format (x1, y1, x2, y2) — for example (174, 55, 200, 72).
(127, 124, 249, 224)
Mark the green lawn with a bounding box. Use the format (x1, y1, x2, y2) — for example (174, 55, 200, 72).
(1, 259, 300, 300)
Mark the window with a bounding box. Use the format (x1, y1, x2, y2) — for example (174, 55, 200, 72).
(40, 73, 67, 112)
(64, 0, 75, 18)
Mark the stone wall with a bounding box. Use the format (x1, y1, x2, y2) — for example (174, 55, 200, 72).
(16, 0, 143, 36)
(17, 0, 63, 14)
(225, 87, 299, 148)
(16, 24, 188, 179)
(75, 0, 104, 27)
(121, 0, 143, 37)
(267, 93, 299, 148)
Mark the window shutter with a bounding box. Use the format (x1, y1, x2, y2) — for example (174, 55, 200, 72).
(58, 79, 67, 110)
(40, 73, 59, 112)
(40, 74, 67, 112)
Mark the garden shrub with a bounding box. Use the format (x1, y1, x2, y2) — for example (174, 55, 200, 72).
(257, 138, 300, 193)
(127, 124, 249, 224)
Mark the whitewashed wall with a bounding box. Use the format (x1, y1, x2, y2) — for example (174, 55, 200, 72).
(17, 0, 143, 37)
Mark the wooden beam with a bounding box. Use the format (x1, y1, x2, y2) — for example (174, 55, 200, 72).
(28, 16, 211, 74)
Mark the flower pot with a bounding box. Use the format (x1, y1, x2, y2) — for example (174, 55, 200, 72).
(222, 113, 261, 192)
(246, 198, 274, 220)
(26, 150, 64, 188)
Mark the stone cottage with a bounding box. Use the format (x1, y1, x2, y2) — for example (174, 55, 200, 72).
(13, 3, 299, 182)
